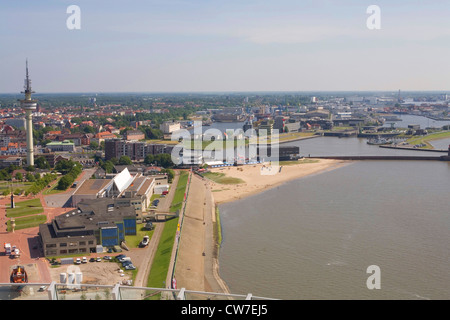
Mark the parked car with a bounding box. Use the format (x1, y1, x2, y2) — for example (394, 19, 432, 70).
(38, 286, 47, 292)
(75, 258, 81, 265)
(139, 235, 150, 248)
(115, 254, 126, 261)
(119, 257, 131, 263)
(89, 258, 96, 262)
(103, 256, 112, 260)
(144, 222, 154, 231)
(124, 264, 136, 270)
(96, 257, 102, 262)
(82, 257, 87, 263)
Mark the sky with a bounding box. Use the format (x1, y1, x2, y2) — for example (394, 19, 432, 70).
(1, 0, 450, 93)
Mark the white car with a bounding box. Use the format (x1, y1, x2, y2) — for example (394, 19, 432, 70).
(139, 236, 150, 247)
(82, 257, 87, 263)
(75, 258, 81, 265)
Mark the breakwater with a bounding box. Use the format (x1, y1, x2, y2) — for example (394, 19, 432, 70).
(379, 145, 448, 153)
(312, 155, 450, 161)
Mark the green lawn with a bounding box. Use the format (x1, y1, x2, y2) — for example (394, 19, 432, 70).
(145, 217, 179, 299)
(203, 172, 244, 185)
(145, 171, 191, 299)
(150, 194, 161, 202)
(6, 214, 47, 231)
(406, 130, 450, 149)
(279, 159, 320, 166)
(125, 225, 155, 249)
(169, 171, 189, 213)
(213, 207, 222, 257)
(6, 198, 43, 218)
(42, 177, 65, 195)
(0, 181, 33, 195)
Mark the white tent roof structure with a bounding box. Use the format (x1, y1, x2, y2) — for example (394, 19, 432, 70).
(109, 167, 134, 195)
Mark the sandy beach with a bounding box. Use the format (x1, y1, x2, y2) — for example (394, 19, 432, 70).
(209, 159, 348, 204)
(174, 159, 349, 296)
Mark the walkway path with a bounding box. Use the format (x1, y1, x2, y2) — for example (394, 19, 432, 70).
(133, 171, 180, 289)
(173, 173, 229, 294)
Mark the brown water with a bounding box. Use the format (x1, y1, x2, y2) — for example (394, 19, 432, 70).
(218, 139, 450, 300)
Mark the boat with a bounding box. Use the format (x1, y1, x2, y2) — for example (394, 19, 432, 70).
(10, 265, 28, 283)
(367, 137, 393, 145)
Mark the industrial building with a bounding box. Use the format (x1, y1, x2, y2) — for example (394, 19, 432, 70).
(38, 198, 137, 257)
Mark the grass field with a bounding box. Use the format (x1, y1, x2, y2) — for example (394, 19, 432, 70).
(169, 171, 189, 213)
(145, 217, 179, 299)
(203, 172, 244, 185)
(6, 198, 43, 218)
(6, 214, 47, 232)
(279, 159, 320, 165)
(145, 171, 191, 298)
(0, 181, 33, 195)
(406, 131, 450, 149)
(42, 177, 65, 195)
(213, 206, 222, 257)
(125, 225, 155, 249)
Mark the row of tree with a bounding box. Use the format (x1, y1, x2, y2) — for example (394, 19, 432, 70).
(26, 173, 58, 195)
(55, 159, 83, 190)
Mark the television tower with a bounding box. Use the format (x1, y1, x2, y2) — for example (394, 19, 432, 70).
(19, 60, 37, 166)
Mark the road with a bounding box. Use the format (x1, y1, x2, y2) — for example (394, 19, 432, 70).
(132, 171, 180, 289)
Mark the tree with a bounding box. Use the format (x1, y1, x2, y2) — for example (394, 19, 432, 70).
(102, 160, 115, 173)
(15, 172, 23, 181)
(26, 172, 35, 182)
(144, 154, 155, 165)
(83, 126, 96, 134)
(57, 175, 73, 190)
(118, 156, 132, 165)
(161, 168, 174, 183)
(89, 141, 99, 150)
(144, 153, 173, 168)
(35, 156, 51, 170)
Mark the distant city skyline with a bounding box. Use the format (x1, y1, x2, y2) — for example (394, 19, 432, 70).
(1, 0, 450, 93)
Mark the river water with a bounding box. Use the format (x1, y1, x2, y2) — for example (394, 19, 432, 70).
(218, 136, 450, 300)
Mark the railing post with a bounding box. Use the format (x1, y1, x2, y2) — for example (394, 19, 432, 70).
(47, 281, 57, 300)
(245, 293, 253, 300)
(177, 287, 186, 300)
(112, 283, 121, 300)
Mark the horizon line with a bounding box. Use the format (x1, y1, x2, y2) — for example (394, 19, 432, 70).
(1, 90, 450, 95)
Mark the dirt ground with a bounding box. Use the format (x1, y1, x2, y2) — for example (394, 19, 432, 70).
(48, 260, 132, 286)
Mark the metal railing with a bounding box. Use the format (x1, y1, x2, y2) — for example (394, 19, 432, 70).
(0, 283, 277, 300)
